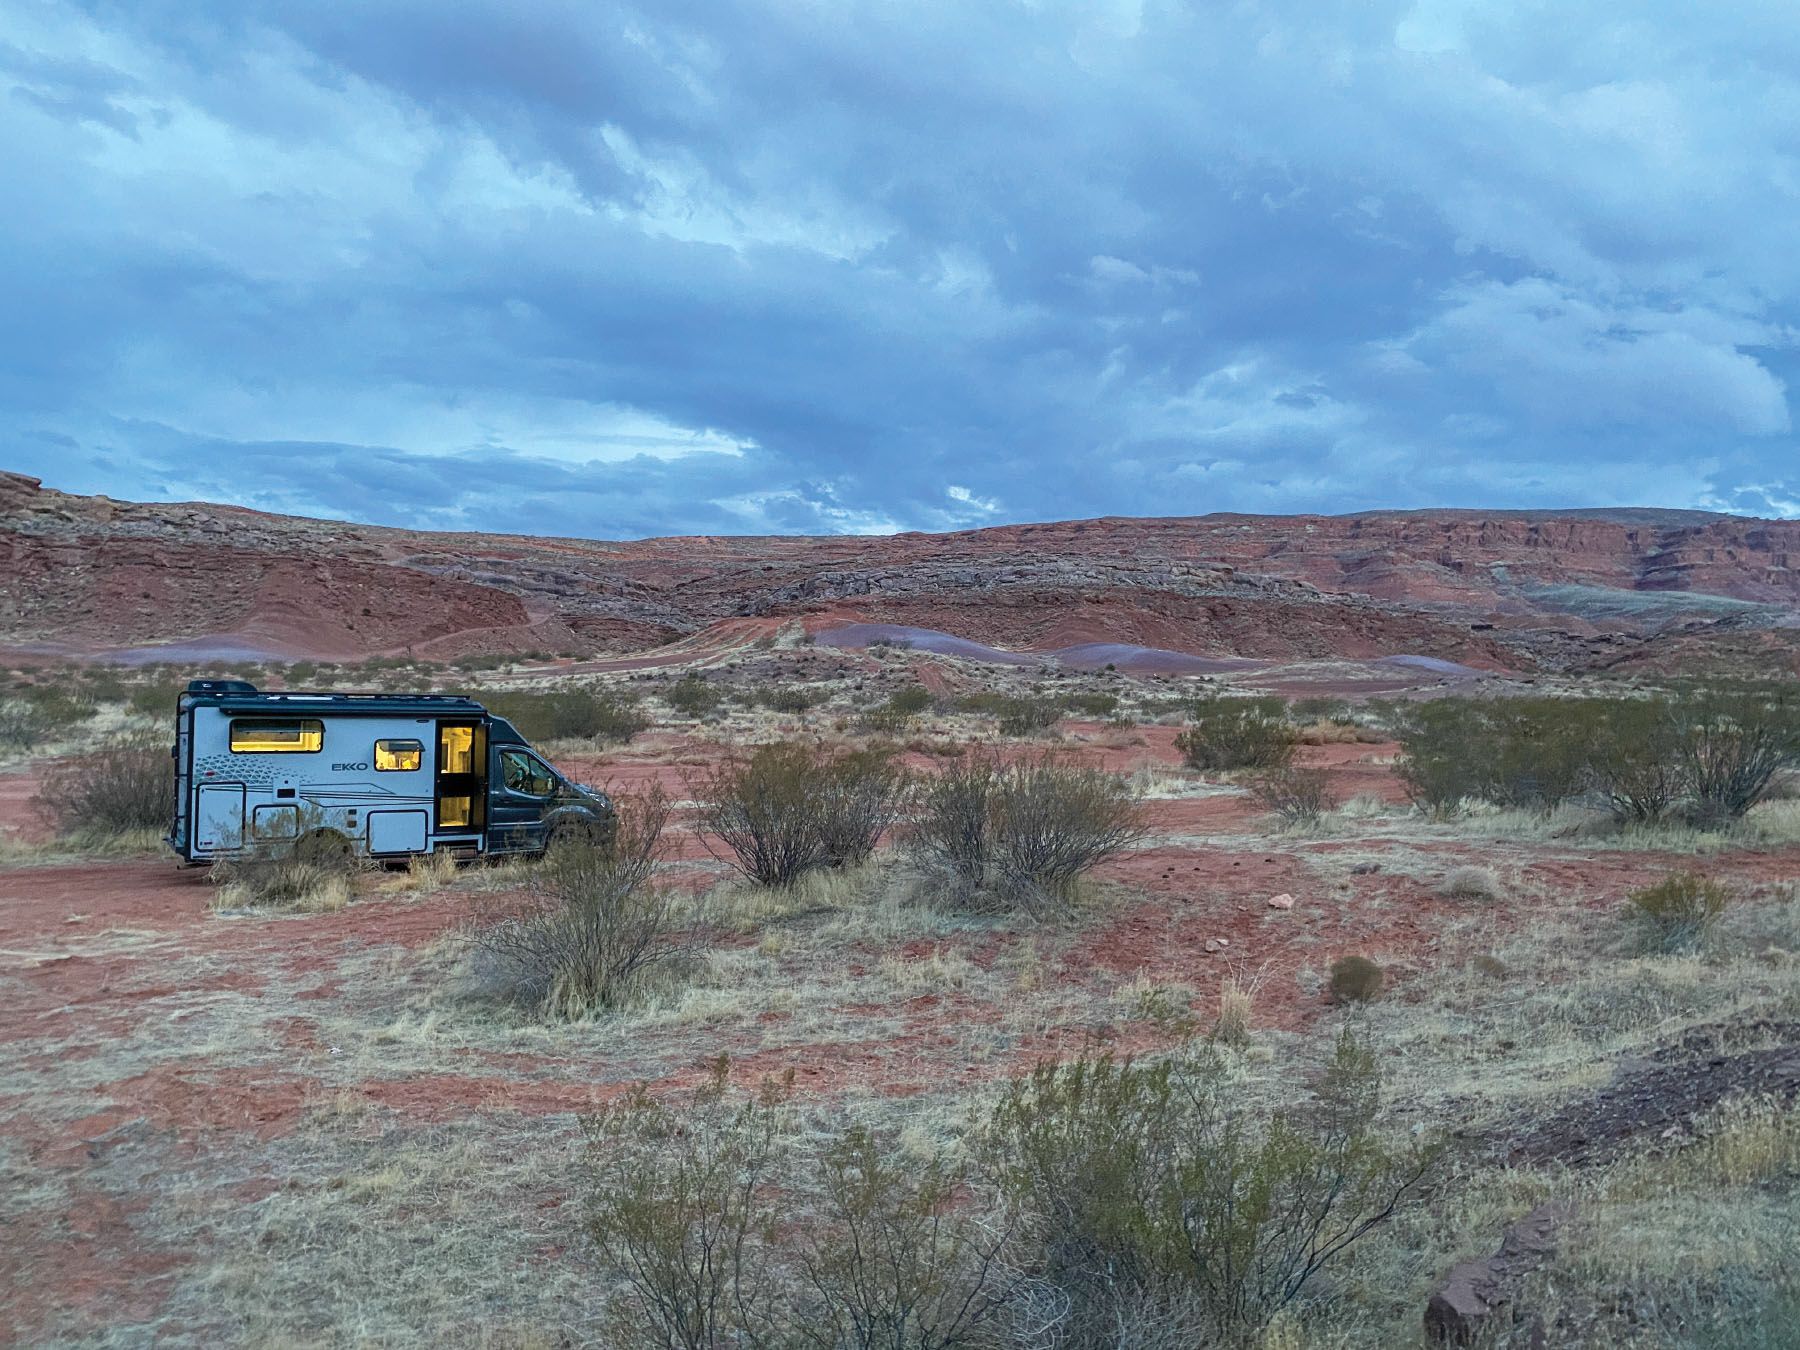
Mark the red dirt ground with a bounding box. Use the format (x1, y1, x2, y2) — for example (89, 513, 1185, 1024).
(5, 729, 1799, 1344)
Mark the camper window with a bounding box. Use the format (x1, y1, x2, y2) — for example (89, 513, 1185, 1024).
(229, 719, 324, 753)
(499, 749, 557, 797)
(374, 739, 423, 771)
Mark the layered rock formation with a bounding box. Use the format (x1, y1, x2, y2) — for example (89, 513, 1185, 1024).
(3, 469, 1796, 674)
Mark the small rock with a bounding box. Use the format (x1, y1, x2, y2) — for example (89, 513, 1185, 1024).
(1425, 1202, 1567, 1345)
(1352, 862, 1381, 875)
(1267, 893, 1295, 910)
(1204, 937, 1231, 953)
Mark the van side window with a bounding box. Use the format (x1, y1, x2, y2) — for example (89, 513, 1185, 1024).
(230, 719, 324, 753)
(374, 739, 423, 771)
(499, 749, 557, 797)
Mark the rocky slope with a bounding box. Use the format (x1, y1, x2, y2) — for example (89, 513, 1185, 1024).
(3, 470, 1797, 674)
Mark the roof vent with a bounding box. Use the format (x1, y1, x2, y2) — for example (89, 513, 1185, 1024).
(186, 679, 259, 694)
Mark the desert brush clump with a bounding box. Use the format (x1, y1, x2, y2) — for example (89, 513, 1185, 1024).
(210, 818, 366, 912)
(472, 787, 687, 1017)
(695, 740, 907, 887)
(1627, 871, 1733, 953)
(1329, 955, 1384, 1003)
(666, 674, 723, 717)
(480, 687, 649, 745)
(579, 1057, 1017, 1350)
(1174, 696, 1296, 773)
(34, 740, 172, 838)
(1391, 689, 1800, 823)
(1245, 763, 1337, 828)
(910, 752, 1146, 915)
(982, 1028, 1432, 1348)
(1439, 865, 1504, 903)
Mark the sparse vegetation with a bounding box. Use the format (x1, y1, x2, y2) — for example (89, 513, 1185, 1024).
(1329, 955, 1384, 1002)
(35, 741, 172, 837)
(1440, 864, 1504, 903)
(983, 1029, 1432, 1347)
(482, 688, 649, 745)
(667, 674, 722, 716)
(1627, 871, 1733, 953)
(473, 788, 683, 1017)
(1245, 763, 1336, 827)
(1175, 696, 1296, 772)
(911, 753, 1146, 914)
(696, 741, 906, 887)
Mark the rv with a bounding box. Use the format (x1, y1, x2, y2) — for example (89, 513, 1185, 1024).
(167, 680, 616, 864)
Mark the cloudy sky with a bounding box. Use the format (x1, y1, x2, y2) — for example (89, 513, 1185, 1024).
(3, 1, 1797, 537)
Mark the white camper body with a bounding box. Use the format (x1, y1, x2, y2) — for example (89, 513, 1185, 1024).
(168, 681, 614, 864)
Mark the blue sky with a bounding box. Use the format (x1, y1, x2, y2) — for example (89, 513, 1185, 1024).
(3, 1, 1797, 537)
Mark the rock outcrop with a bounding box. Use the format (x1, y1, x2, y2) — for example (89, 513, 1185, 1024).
(2, 472, 1796, 670)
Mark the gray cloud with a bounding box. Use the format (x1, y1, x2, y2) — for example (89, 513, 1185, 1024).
(1, 0, 1795, 535)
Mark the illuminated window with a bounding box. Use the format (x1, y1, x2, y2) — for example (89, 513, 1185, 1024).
(374, 739, 423, 771)
(438, 795, 473, 827)
(439, 725, 475, 773)
(230, 719, 324, 753)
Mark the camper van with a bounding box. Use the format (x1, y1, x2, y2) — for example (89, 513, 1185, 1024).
(167, 680, 616, 864)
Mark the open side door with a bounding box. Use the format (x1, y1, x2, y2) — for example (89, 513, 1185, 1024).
(434, 721, 488, 836)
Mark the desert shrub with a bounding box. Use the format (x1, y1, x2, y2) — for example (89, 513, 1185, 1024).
(580, 1062, 1013, 1350)
(1060, 691, 1120, 719)
(1439, 865, 1504, 903)
(667, 675, 722, 717)
(126, 680, 187, 722)
(912, 754, 1145, 914)
(1175, 696, 1295, 772)
(484, 688, 649, 744)
(1391, 697, 1593, 816)
(983, 1029, 1430, 1347)
(1674, 690, 1800, 825)
(211, 853, 356, 911)
(1586, 695, 1685, 823)
(1628, 871, 1732, 953)
(759, 685, 819, 714)
(35, 742, 173, 836)
(1290, 696, 1349, 723)
(696, 742, 907, 888)
(953, 691, 1013, 717)
(474, 788, 681, 1016)
(994, 696, 1061, 738)
(0, 686, 94, 749)
(1328, 955, 1384, 1002)
(887, 685, 934, 717)
(1245, 764, 1336, 828)
(861, 685, 933, 733)
(0, 700, 53, 750)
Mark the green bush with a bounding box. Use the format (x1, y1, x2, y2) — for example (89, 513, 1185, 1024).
(474, 789, 681, 1017)
(35, 742, 172, 836)
(994, 696, 1061, 738)
(912, 754, 1145, 913)
(1391, 697, 1595, 817)
(1245, 764, 1336, 828)
(1627, 871, 1732, 953)
(1328, 955, 1384, 1002)
(759, 685, 819, 714)
(580, 1062, 1012, 1350)
(0, 685, 95, 749)
(1175, 696, 1295, 772)
(483, 689, 648, 745)
(1060, 691, 1120, 719)
(886, 685, 934, 716)
(1675, 690, 1800, 824)
(695, 741, 906, 887)
(983, 1029, 1430, 1346)
(1586, 696, 1685, 822)
(667, 675, 722, 717)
